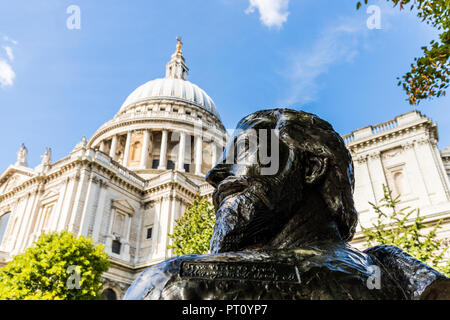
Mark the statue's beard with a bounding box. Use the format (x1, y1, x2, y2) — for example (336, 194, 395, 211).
(210, 176, 283, 253)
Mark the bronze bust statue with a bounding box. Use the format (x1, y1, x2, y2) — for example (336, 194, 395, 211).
(124, 109, 450, 300)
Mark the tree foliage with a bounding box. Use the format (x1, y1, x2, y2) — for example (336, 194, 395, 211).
(168, 197, 215, 255)
(362, 184, 450, 276)
(0, 231, 110, 300)
(357, 0, 450, 105)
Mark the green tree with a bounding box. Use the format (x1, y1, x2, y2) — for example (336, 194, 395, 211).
(168, 197, 215, 255)
(362, 184, 450, 276)
(0, 231, 110, 300)
(357, 0, 450, 105)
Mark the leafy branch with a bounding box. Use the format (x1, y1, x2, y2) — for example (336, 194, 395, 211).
(357, 0, 450, 105)
(362, 184, 450, 276)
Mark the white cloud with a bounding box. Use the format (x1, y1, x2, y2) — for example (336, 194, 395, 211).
(0, 59, 15, 87)
(0, 36, 18, 87)
(280, 19, 367, 106)
(245, 0, 289, 28)
(3, 46, 14, 61)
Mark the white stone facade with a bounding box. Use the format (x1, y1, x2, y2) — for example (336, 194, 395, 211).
(0, 42, 226, 299)
(0, 42, 449, 298)
(345, 111, 450, 252)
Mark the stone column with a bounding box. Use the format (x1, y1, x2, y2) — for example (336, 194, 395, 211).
(99, 141, 106, 153)
(166, 195, 179, 257)
(367, 151, 388, 205)
(48, 180, 69, 231)
(4, 198, 21, 252)
(123, 131, 132, 167)
(177, 132, 186, 172)
(151, 199, 162, 255)
(109, 135, 117, 159)
(431, 142, 450, 200)
(417, 138, 450, 202)
(352, 155, 377, 223)
(56, 175, 78, 231)
(10, 196, 28, 254)
(122, 215, 132, 261)
(105, 207, 115, 253)
(194, 135, 203, 175)
(156, 197, 171, 259)
(68, 167, 90, 233)
(34, 206, 47, 236)
(17, 188, 40, 252)
(78, 174, 101, 236)
(140, 130, 150, 169)
(92, 181, 108, 242)
(158, 130, 168, 170)
(402, 141, 432, 205)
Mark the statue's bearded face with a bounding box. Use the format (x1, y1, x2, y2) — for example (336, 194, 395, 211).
(206, 119, 299, 253)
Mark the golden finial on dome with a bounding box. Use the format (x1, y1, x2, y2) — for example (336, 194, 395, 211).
(176, 36, 183, 53)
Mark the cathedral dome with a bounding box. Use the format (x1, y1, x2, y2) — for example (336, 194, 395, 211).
(119, 77, 220, 119)
(117, 38, 220, 120)
(87, 38, 227, 179)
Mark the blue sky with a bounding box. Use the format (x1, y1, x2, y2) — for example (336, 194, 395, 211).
(0, 0, 449, 171)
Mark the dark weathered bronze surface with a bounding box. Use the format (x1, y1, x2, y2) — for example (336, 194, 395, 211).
(124, 109, 450, 300)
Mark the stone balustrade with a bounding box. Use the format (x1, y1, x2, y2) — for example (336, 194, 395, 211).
(342, 110, 430, 146)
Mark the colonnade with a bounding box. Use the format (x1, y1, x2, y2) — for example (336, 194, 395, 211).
(99, 129, 220, 175)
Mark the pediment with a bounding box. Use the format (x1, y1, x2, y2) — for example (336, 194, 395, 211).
(0, 166, 36, 194)
(41, 189, 59, 201)
(112, 199, 135, 215)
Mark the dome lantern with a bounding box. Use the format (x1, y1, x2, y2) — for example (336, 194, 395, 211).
(165, 37, 189, 80)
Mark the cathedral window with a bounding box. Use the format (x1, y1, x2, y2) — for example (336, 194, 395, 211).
(102, 288, 117, 300)
(112, 240, 121, 254)
(167, 160, 175, 170)
(112, 212, 125, 236)
(152, 159, 159, 169)
(0, 212, 11, 246)
(146, 227, 152, 240)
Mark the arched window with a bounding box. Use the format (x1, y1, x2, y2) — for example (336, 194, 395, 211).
(102, 288, 117, 300)
(0, 212, 11, 245)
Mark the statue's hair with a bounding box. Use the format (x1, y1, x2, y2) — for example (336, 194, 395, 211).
(238, 108, 358, 241)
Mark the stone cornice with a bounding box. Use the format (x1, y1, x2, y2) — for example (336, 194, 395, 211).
(117, 97, 223, 125)
(0, 149, 209, 206)
(88, 108, 226, 149)
(343, 111, 437, 153)
(0, 152, 145, 202)
(143, 180, 198, 201)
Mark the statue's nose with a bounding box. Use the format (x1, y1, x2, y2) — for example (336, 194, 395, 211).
(206, 164, 232, 188)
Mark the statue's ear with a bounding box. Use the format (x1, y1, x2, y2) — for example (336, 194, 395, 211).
(305, 156, 328, 185)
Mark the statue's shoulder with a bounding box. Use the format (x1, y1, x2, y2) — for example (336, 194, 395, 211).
(123, 251, 286, 300)
(364, 244, 450, 299)
(123, 254, 203, 300)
